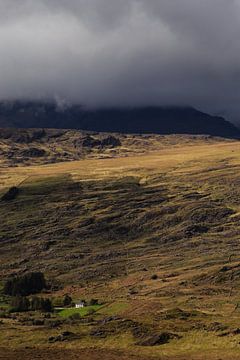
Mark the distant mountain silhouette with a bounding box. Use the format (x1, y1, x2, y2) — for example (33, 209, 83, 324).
(0, 101, 239, 138)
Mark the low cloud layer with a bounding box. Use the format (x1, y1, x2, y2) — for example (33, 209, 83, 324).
(1, 0, 240, 121)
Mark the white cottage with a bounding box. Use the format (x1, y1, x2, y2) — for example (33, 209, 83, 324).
(75, 301, 85, 309)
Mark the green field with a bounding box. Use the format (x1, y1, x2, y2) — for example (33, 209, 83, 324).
(57, 305, 102, 317)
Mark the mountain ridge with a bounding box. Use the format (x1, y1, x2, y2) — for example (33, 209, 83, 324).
(0, 101, 239, 138)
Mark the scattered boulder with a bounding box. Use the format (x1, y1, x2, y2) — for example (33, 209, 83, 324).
(44, 319, 64, 328)
(0, 129, 17, 140)
(219, 266, 232, 272)
(30, 129, 46, 141)
(101, 135, 121, 148)
(136, 332, 181, 346)
(218, 328, 240, 337)
(48, 331, 79, 343)
(90, 328, 108, 338)
(32, 319, 45, 326)
(206, 322, 228, 332)
(47, 130, 65, 139)
(183, 192, 205, 200)
(9, 132, 30, 143)
(190, 206, 234, 224)
(20, 147, 46, 157)
(161, 308, 199, 320)
(90, 317, 143, 339)
(195, 264, 240, 285)
(81, 135, 121, 149)
(185, 224, 209, 237)
(82, 136, 101, 148)
(100, 316, 121, 325)
(0, 129, 46, 143)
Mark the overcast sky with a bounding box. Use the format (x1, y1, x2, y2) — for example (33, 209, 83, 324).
(0, 0, 240, 121)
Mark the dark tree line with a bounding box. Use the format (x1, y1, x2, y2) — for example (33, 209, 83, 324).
(30, 296, 53, 312)
(10, 296, 53, 313)
(4, 272, 46, 296)
(10, 296, 30, 312)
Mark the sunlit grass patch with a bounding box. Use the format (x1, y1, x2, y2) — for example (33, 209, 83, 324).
(57, 305, 102, 318)
(100, 302, 129, 316)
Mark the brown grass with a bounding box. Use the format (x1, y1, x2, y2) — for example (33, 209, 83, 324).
(1, 135, 240, 359)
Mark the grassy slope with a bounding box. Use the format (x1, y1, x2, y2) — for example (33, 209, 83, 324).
(0, 128, 231, 167)
(58, 305, 102, 317)
(1, 138, 240, 358)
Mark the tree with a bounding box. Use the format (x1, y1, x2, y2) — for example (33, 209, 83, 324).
(41, 298, 53, 313)
(4, 272, 46, 296)
(10, 296, 30, 312)
(30, 297, 53, 312)
(89, 298, 98, 306)
(63, 294, 72, 307)
(30, 296, 42, 311)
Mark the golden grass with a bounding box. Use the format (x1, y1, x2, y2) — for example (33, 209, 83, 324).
(1, 140, 239, 186)
(2, 138, 240, 359)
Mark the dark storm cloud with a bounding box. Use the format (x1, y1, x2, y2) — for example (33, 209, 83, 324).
(0, 0, 240, 120)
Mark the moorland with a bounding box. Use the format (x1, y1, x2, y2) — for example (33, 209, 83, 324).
(1, 129, 240, 359)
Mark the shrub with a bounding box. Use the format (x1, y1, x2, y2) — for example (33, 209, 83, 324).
(52, 297, 64, 307)
(10, 296, 30, 312)
(30, 296, 53, 312)
(63, 294, 72, 307)
(42, 298, 53, 313)
(32, 319, 44, 326)
(30, 296, 42, 311)
(44, 319, 64, 328)
(69, 313, 81, 321)
(4, 272, 46, 296)
(87, 308, 96, 316)
(0, 311, 8, 318)
(151, 274, 158, 280)
(89, 298, 99, 306)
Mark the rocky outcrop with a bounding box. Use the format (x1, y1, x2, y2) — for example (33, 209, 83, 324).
(81, 135, 121, 149)
(20, 147, 46, 157)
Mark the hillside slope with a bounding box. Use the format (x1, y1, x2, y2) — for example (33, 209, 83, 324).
(1, 135, 240, 358)
(0, 127, 230, 167)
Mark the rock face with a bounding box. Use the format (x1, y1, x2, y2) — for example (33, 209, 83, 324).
(0, 128, 46, 143)
(20, 148, 46, 157)
(136, 332, 181, 346)
(82, 136, 101, 148)
(48, 331, 79, 343)
(101, 136, 121, 148)
(81, 135, 121, 149)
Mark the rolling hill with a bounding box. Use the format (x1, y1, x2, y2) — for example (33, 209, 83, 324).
(0, 127, 230, 167)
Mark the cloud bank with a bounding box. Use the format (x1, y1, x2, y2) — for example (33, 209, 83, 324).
(0, 0, 240, 121)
